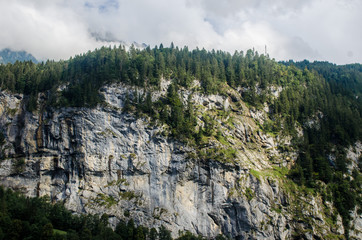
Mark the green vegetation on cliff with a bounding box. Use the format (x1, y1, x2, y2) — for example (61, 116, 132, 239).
(0, 44, 361, 237)
(0, 186, 220, 240)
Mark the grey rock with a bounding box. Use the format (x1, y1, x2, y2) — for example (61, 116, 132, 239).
(0, 84, 359, 239)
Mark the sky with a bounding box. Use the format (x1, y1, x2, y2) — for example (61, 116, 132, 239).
(0, 0, 361, 64)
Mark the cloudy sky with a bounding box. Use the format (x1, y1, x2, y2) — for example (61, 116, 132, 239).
(0, 0, 361, 64)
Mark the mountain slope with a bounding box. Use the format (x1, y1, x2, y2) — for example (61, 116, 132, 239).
(0, 48, 38, 64)
(0, 45, 361, 239)
(0, 82, 348, 239)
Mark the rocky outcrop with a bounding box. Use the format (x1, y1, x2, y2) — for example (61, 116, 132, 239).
(0, 83, 359, 239)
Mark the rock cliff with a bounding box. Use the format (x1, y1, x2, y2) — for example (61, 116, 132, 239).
(0, 82, 360, 239)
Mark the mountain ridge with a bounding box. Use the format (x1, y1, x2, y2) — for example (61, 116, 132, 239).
(0, 48, 38, 64)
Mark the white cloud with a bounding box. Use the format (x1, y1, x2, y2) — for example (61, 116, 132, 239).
(0, 1, 102, 60)
(0, 0, 361, 64)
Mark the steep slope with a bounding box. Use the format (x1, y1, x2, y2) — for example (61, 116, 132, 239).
(0, 46, 361, 239)
(0, 80, 359, 239)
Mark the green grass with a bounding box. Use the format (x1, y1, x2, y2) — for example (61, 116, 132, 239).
(250, 169, 262, 181)
(272, 166, 289, 177)
(225, 116, 235, 129)
(205, 147, 237, 164)
(53, 229, 67, 236)
(250, 166, 289, 182)
(323, 233, 344, 240)
(216, 133, 229, 146)
(245, 187, 255, 201)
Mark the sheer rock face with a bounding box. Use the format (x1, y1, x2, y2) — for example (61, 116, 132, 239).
(0, 85, 359, 239)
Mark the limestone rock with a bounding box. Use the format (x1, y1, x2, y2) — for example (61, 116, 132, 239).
(0, 84, 359, 239)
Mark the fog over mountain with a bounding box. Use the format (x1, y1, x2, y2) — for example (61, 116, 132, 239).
(0, 48, 38, 64)
(0, 0, 361, 64)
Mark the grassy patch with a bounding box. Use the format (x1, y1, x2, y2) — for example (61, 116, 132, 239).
(323, 233, 344, 240)
(271, 166, 289, 178)
(250, 169, 262, 181)
(216, 131, 229, 146)
(225, 116, 236, 129)
(53, 229, 67, 236)
(250, 166, 289, 182)
(198, 147, 237, 164)
(245, 187, 255, 201)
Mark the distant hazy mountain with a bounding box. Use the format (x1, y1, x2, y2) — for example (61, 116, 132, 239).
(89, 31, 149, 49)
(0, 48, 38, 64)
